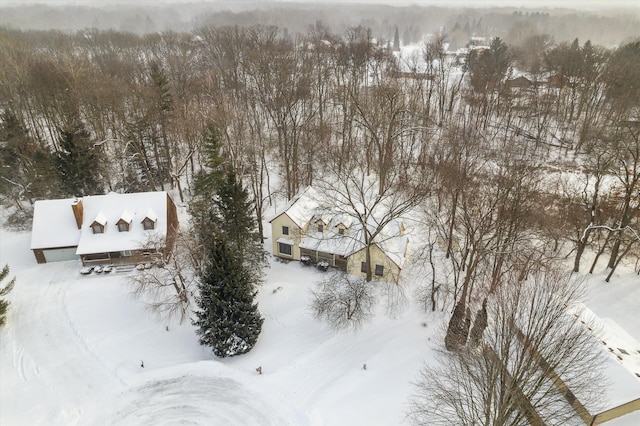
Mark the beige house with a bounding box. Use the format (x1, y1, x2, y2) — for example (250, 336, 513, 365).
(269, 187, 408, 282)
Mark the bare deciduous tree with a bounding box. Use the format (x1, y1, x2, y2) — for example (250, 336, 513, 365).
(311, 271, 375, 330)
(128, 231, 197, 323)
(409, 268, 607, 426)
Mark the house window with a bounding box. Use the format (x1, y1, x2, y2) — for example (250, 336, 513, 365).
(121, 250, 132, 257)
(375, 264, 384, 276)
(118, 222, 129, 232)
(143, 219, 155, 230)
(92, 224, 104, 234)
(282, 226, 289, 235)
(338, 228, 345, 235)
(317, 224, 324, 233)
(278, 242, 292, 256)
(361, 262, 368, 273)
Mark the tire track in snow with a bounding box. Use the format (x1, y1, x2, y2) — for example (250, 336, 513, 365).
(13, 345, 40, 382)
(59, 284, 127, 387)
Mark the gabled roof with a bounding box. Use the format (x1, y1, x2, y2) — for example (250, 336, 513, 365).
(76, 192, 169, 255)
(144, 208, 158, 222)
(268, 187, 319, 228)
(30, 198, 81, 249)
(31, 192, 172, 255)
(118, 210, 133, 224)
(271, 186, 409, 267)
(300, 217, 408, 267)
(92, 213, 108, 226)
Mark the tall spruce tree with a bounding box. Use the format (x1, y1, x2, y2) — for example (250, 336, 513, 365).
(213, 171, 267, 284)
(193, 236, 263, 357)
(189, 123, 225, 252)
(55, 123, 103, 197)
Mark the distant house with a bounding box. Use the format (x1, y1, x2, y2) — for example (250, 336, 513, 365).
(504, 75, 534, 91)
(30, 191, 178, 266)
(268, 187, 409, 282)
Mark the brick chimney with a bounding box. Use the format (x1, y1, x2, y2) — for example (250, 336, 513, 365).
(71, 199, 83, 229)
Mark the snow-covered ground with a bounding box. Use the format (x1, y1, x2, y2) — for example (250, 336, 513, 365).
(1, 216, 638, 425)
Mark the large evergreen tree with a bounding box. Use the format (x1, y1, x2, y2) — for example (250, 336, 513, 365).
(55, 123, 103, 197)
(213, 171, 267, 283)
(189, 123, 225, 251)
(192, 236, 263, 357)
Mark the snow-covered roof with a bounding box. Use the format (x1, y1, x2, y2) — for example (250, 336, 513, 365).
(144, 208, 158, 223)
(75, 192, 170, 255)
(273, 186, 409, 267)
(300, 230, 361, 257)
(276, 237, 294, 246)
(268, 187, 319, 228)
(572, 304, 640, 412)
(119, 210, 133, 224)
(93, 212, 108, 226)
(300, 216, 408, 267)
(30, 198, 81, 249)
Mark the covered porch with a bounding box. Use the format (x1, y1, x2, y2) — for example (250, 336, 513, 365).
(299, 248, 347, 271)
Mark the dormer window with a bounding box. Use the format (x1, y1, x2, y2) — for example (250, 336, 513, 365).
(317, 224, 324, 233)
(91, 212, 107, 234)
(142, 208, 158, 230)
(117, 210, 133, 232)
(338, 228, 345, 235)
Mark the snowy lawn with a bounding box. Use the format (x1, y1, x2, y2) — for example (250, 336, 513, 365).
(0, 228, 438, 426)
(1, 224, 639, 425)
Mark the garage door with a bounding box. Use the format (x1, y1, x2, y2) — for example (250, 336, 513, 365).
(43, 247, 79, 262)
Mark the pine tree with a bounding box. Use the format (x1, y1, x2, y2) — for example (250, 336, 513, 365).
(393, 26, 400, 52)
(189, 123, 225, 251)
(55, 123, 103, 197)
(193, 237, 263, 357)
(0, 265, 16, 327)
(213, 171, 267, 283)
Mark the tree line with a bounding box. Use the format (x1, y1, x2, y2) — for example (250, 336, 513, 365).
(0, 25, 638, 283)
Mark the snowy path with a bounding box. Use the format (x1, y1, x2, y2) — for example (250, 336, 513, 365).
(0, 258, 127, 424)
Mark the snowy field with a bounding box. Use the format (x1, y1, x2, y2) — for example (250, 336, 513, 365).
(1, 218, 639, 425)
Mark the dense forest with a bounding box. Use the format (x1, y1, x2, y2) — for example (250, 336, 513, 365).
(0, 15, 638, 304)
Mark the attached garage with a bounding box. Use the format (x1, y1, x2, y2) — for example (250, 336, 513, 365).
(30, 198, 82, 264)
(42, 247, 79, 262)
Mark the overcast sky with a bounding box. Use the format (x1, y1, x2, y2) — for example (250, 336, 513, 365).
(1, 0, 638, 9)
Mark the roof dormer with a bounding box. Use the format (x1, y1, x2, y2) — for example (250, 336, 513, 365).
(116, 210, 133, 232)
(91, 212, 107, 234)
(335, 223, 349, 236)
(142, 208, 157, 230)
